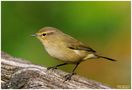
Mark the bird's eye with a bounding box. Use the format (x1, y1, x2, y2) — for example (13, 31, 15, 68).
(42, 33, 46, 36)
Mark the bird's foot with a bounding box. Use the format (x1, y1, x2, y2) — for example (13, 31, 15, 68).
(63, 72, 76, 82)
(47, 66, 57, 70)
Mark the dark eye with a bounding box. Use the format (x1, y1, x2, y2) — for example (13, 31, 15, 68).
(42, 33, 46, 36)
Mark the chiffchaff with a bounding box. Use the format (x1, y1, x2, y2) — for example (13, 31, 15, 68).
(32, 27, 116, 81)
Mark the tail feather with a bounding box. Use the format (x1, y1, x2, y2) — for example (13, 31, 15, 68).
(97, 55, 116, 61)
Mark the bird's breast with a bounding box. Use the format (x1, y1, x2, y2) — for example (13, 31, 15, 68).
(43, 41, 87, 63)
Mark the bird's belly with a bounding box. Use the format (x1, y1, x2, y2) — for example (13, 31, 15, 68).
(45, 46, 85, 63)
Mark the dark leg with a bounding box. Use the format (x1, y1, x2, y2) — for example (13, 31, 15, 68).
(64, 62, 80, 82)
(47, 63, 67, 70)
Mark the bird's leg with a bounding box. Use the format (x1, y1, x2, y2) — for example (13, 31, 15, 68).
(47, 63, 67, 70)
(64, 62, 80, 81)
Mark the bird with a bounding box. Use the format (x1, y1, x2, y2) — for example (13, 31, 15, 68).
(32, 27, 116, 81)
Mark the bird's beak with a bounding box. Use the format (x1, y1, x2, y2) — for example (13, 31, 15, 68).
(31, 34, 37, 37)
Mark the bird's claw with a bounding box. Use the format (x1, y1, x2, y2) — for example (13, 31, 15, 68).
(63, 72, 76, 82)
(47, 66, 57, 70)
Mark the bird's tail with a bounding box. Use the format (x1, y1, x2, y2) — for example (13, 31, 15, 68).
(97, 55, 116, 61)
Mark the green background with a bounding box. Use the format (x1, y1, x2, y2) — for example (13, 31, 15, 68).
(2, 1, 131, 88)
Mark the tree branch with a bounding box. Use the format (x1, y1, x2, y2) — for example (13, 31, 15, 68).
(1, 51, 111, 89)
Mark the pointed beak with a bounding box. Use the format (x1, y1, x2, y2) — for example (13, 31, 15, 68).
(31, 34, 37, 37)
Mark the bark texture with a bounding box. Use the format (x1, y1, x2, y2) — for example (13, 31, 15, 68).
(1, 51, 111, 89)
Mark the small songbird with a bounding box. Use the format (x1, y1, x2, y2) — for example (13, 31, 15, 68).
(32, 27, 116, 81)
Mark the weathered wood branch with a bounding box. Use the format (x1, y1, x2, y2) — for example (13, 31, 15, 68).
(1, 51, 111, 89)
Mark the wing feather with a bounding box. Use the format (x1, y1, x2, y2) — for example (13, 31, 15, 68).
(63, 34, 96, 53)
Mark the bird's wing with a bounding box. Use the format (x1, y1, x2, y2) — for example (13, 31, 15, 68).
(68, 43, 96, 53)
(64, 34, 96, 53)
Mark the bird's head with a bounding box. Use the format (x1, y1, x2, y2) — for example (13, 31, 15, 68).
(32, 27, 64, 43)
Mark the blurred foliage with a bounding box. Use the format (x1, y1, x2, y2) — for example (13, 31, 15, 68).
(1, 1, 130, 88)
